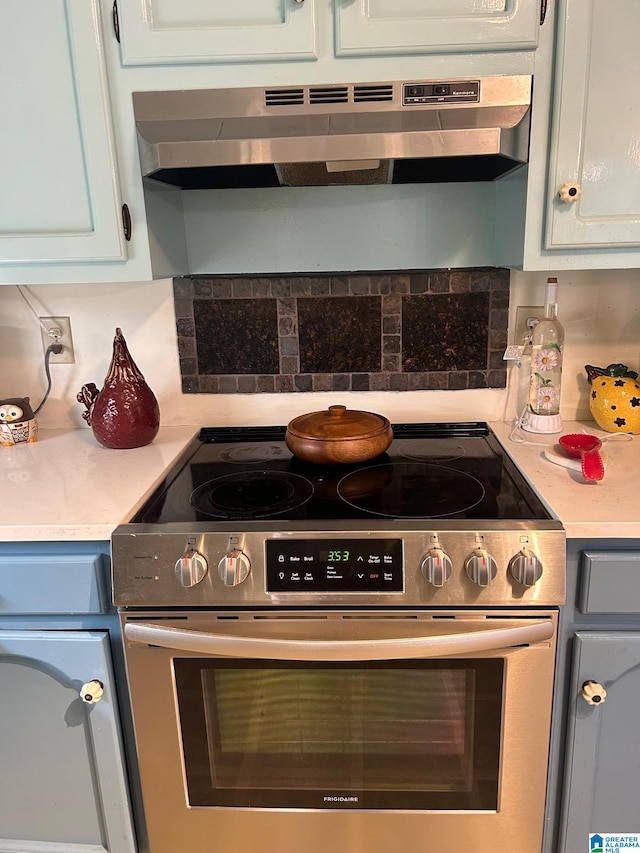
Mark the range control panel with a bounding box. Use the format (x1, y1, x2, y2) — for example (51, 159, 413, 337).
(266, 539, 403, 593)
(403, 80, 480, 105)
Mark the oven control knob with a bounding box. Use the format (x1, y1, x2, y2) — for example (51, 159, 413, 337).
(218, 550, 251, 586)
(464, 549, 498, 587)
(175, 550, 208, 588)
(420, 549, 453, 587)
(508, 549, 543, 586)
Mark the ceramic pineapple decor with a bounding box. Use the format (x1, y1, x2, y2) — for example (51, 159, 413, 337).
(585, 363, 640, 433)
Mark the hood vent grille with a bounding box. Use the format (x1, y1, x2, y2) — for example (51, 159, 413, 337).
(264, 88, 304, 106)
(264, 83, 395, 108)
(354, 84, 394, 102)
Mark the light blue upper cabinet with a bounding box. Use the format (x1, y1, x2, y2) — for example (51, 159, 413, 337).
(115, 0, 318, 65)
(0, 0, 127, 267)
(545, 0, 640, 249)
(335, 0, 542, 56)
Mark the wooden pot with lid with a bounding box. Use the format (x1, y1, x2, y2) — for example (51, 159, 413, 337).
(285, 405, 393, 465)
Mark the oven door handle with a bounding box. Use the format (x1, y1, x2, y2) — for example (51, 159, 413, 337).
(124, 620, 554, 660)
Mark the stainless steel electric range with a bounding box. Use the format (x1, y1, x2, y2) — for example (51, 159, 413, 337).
(112, 422, 565, 853)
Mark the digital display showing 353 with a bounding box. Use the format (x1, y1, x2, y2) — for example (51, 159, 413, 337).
(266, 539, 403, 593)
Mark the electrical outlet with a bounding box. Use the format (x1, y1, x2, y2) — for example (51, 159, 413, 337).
(513, 306, 544, 345)
(40, 316, 75, 364)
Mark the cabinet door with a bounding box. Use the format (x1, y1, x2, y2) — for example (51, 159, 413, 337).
(335, 0, 541, 56)
(0, 0, 126, 267)
(559, 632, 640, 851)
(116, 0, 317, 65)
(545, 0, 640, 249)
(0, 630, 136, 853)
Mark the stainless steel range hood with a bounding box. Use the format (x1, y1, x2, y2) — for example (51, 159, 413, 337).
(133, 76, 532, 189)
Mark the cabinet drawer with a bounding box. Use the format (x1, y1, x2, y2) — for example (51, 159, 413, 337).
(0, 554, 106, 615)
(579, 551, 640, 614)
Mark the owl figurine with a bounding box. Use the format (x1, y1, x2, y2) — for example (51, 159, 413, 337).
(0, 398, 38, 446)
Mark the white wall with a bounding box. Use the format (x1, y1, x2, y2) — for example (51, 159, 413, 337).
(1, 269, 639, 431)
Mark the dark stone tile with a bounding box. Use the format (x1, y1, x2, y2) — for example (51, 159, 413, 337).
(490, 309, 509, 330)
(173, 278, 193, 298)
(390, 275, 410, 293)
(352, 374, 370, 391)
(490, 268, 510, 290)
(382, 355, 401, 372)
(177, 337, 196, 359)
(182, 375, 199, 392)
(251, 278, 271, 297)
(232, 279, 252, 298)
(219, 376, 238, 393)
(193, 279, 213, 297)
(177, 318, 195, 337)
(330, 277, 349, 296)
(409, 274, 430, 294)
(332, 374, 351, 391)
(174, 299, 194, 319)
(278, 298, 296, 316)
(179, 357, 197, 374)
(408, 372, 429, 390)
(310, 277, 331, 296)
(382, 293, 402, 314)
(489, 349, 507, 369)
(291, 277, 312, 296)
(275, 375, 294, 392)
(199, 375, 220, 393)
(470, 270, 492, 292)
(312, 374, 333, 391)
(194, 298, 279, 375)
(429, 272, 450, 293)
(350, 277, 370, 295)
(468, 371, 488, 389)
(298, 296, 381, 373)
(488, 369, 507, 388)
(370, 373, 391, 391)
(280, 356, 299, 374)
(211, 279, 233, 298)
(450, 271, 471, 293)
(279, 316, 296, 336)
(280, 337, 299, 357)
(257, 375, 276, 393)
(402, 292, 490, 372)
(370, 276, 390, 295)
(426, 372, 449, 390)
(448, 371, 469, 390)
(383, 335, 401, 354)
(271, 279, 292, 298)
(238, 375, 257, 393)
(294, 374, 313, 392)
(383, 316, 401, 335)
(390, 373, 409, 391)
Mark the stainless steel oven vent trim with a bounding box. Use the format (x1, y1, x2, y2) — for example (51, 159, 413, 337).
(133, 75, 532, 188)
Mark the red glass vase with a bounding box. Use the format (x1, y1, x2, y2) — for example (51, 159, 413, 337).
(77, 328, 160, 449)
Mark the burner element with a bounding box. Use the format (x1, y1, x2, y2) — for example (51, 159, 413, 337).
(396, 439, 465, 462)
(218, 443, 292, 464)
(190, 471, 313, 519)
(337, 462, 486, 519)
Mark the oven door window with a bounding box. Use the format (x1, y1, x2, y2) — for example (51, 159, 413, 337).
(175, 659, 503, 810)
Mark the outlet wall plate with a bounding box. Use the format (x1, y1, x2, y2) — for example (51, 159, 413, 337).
(40, 316, 75, 364)
(513, 305, 543, 345)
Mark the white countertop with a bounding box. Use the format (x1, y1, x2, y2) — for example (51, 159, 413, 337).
(0, 426, 198, 542)
(490, 419, 640, 539)
(1, 421, 638, 543)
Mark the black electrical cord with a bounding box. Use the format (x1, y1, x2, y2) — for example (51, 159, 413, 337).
(33, 342, 63, 416)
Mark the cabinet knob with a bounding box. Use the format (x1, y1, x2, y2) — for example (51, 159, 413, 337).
(80, 679, 104, 704)
(582, 680, 607, 706)
(558, 181, 582, 203)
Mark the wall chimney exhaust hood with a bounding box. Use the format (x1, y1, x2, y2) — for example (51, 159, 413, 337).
(133, 76, 532, 190)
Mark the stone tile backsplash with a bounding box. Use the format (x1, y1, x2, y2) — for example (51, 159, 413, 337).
(174, 268, 509, 394)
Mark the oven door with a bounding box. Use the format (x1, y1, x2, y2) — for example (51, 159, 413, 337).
(122, 610, 557, 853)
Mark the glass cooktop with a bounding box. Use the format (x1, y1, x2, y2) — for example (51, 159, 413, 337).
(132, 423, 550, 525)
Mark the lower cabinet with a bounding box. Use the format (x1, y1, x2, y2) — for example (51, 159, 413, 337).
(0, 545, 137, 853)
(559, 632, 640, 850)
(548, 545, 640, 853)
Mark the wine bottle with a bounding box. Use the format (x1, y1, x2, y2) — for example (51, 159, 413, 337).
(527, 277, 564, 417)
